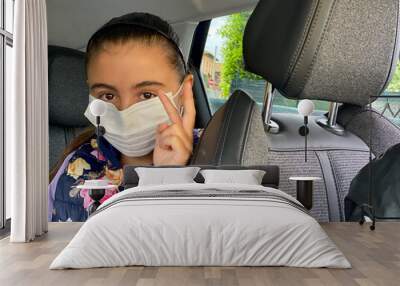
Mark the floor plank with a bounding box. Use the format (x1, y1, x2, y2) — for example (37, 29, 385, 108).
(0, 222, 399, 286)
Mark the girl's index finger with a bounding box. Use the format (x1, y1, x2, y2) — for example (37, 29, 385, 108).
(181, 83, 196, 137)
(157, 90, 182, 125)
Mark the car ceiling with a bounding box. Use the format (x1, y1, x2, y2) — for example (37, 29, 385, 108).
(46, 0, 258, 50)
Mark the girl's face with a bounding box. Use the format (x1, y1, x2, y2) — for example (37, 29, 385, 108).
(86, 40, 186, 111)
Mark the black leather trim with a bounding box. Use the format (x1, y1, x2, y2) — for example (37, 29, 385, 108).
(315, 151, 341, 221)
(190, 64, 212, 128)
(191, 100, 227, 164)
(286, 0, 336, 98)
(188, 21, 211, 68)
(243, 0, 350, 100)
(243, 0, 337, 98)
(243, 0, 317, 90)
(190, 90, 256, 165)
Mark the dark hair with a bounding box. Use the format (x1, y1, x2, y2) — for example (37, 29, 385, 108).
(50, 12, 188, 181)
(85, 12, 187, 81)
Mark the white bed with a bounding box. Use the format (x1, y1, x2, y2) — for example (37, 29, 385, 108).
(50, 183, 351, 269)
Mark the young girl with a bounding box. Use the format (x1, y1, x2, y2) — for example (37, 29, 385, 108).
(48, 12, 203, 222)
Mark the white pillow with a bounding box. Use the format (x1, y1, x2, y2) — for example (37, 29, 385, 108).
(200, 169, 266, 185)
(135, 167, 201, 186)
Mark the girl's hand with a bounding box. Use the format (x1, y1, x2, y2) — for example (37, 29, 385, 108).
(153, 78, 196, 166)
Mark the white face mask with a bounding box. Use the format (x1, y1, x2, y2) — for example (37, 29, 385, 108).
(84, 83, 184, 157)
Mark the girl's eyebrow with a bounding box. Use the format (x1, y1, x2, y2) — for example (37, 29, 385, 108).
(90, 83, 117, 91)
(134, 81, 165, 89)
(90, 81, 165, 91)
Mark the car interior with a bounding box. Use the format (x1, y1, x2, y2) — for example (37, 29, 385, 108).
(48, 0, 400, 224)
(2, 0, 400, 284)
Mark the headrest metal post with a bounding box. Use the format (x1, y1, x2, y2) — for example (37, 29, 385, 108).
(316, 102, 345, 136)
(327, 102, 339, 126)
(262, 82, 279, 134)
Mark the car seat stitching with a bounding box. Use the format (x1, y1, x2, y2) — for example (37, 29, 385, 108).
(286, 0, 323, 92)
(240, 100, 255, 165)
(314, 151, 331, 222)
(327, 151, 343, 221)
(294, 0, 337, 96)
(214, 105, 230, 164)
(284, 0, 319, 89)
(217, 93, 239, 164)
(287, 0, 336, 96)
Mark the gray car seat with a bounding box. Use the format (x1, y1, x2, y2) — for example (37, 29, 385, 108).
(190, 89, 269, 166)
(337, 104, 400, 158)
(48, 45, 91, 171)
(242, 0, 400, 222)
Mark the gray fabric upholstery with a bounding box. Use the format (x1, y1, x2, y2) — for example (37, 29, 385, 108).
(48, 45, 90, 127)
(241, 106, 269, 166)
(243, 0, 400, 106)
(263, 113, 370, 222)
(265, 149, 369, 222)
(328, 150, 370, 221)
(266, 151, 329, 222)
(190, 101, 371, 222)
(300, 0, 399, 105)
(48, 45, 91, 170)
(337, 104, 400, 157)
(242, 0, 399, 221)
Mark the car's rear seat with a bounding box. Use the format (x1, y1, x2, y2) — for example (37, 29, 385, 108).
(192, 0, 400, 222)
(48, 45, 91, 171)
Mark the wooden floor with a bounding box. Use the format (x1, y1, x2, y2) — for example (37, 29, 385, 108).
(0, 222, 399, 286)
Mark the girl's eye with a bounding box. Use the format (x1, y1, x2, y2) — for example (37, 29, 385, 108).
(139, 92, 157, 100)
(100, 93, 115, 101)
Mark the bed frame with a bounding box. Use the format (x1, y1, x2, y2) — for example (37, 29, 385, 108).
(1, 222, 398, 285)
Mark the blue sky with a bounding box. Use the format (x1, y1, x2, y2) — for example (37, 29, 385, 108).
(204, 16, 228, 62)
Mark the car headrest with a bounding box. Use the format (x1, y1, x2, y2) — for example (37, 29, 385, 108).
(48, 45, 90, 127)
(243, 0, 400, 106)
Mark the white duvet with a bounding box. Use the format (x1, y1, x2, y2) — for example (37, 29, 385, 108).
(50, 183, 351, 269)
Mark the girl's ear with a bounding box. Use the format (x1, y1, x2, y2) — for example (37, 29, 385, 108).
(182, 73, 194, 101)
(184, 73, 194, 87)
(178, 73, 195, 119)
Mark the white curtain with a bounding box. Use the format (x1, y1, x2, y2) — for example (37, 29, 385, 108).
(6, 0, 48, 242)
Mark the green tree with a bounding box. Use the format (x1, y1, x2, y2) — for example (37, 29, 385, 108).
(218, 12, 262, 97)
(387, 62, 400, 92)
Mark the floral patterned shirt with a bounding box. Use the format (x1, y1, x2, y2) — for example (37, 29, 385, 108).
(48, 128, 203, 222)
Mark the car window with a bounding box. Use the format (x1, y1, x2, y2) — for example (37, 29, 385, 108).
(200, 11, 400, 123)
(200, 11, 329, 116)
(372, 62, 400, 126)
